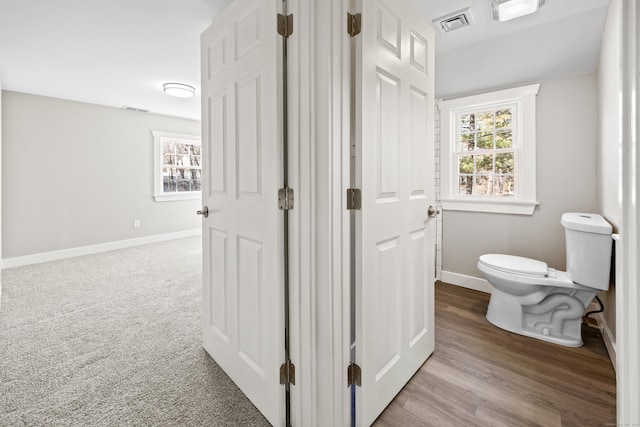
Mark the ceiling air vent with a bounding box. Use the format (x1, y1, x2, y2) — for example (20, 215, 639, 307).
(122, 106, 150, 113)
(433, 7, 475, 34)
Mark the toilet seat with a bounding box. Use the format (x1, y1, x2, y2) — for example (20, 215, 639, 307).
(478, 254, 548, 278)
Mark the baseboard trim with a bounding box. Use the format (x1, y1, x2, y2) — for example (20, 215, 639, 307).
(2, 229, 202, 269)
(595, 312, 617, 371)
(441, 271, 492, 294)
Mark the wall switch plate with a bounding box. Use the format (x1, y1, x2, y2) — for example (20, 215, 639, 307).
(133, 219, 141, 229)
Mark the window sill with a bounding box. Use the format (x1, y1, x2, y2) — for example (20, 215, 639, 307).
(441, 198, 539, 215)
(154, 192, 201, 202)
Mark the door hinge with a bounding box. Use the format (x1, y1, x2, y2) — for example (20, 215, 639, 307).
(280, 360, 296, 385)
(279, 187, 294, 210)
(347, 362, 361, 387)
(346, 188, 361, 210)
(278, 13, 293, 38)
(347, 13, 362, 37)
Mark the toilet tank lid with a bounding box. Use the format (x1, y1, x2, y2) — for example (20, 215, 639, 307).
(479, 254, 548, 277)
(561, 213, 612, 235)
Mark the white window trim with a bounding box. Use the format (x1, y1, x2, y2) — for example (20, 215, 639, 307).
(439, 83, 540, 215)
(152, 131, 201, 202)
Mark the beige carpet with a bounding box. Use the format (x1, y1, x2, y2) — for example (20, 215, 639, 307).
(0, 237, 270, 426)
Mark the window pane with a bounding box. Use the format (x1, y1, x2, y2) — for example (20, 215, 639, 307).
(494, 175, 514, 196)
(460, 133, 474, 151)
(495, 109, 512, 128)
(460, 113, 475, 133)
(496, 130, 512, 148)
(191, 169, 202, 179)
(191, 145, 201, 156)
(191, 179, 202, 191)
(477, 111, 494, 130)
(459, 175, 472, 195)
(190, 155, 201, 167)
(495, 152, 514, 173)
(163, 167, 177, 192)
(459, 155, 474, 174)
(176, 144, 189, 155)
(474, 175, 492, 195)
(163, 142, 175, 154)
(477, 132, 493, 149)
(163, 154, 174, 165)
(162, 167, 175, 178)
(177, 179, 191, 192)
(163, 179, 176, 192)
(476, 155, 493, 173)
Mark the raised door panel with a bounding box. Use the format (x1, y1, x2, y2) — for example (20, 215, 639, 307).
(376, 70, 401, 201)
(208, 93, 227, 195)
(235, 75, 262, 197)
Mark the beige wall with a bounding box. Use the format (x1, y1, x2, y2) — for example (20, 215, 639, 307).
(442, 73, 599, 278)
(596, 0, 622, 342)
(1, 91, 201, 259)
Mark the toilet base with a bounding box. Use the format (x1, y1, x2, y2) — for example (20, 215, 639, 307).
(486, 311, 584, 347)
(486, 287, 591, 348)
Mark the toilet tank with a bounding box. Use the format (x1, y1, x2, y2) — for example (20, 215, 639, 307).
(561, 213, 613, 290)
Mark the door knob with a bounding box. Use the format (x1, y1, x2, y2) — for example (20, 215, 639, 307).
(197, 206, 209, 218)
(427, 205, 438, 218)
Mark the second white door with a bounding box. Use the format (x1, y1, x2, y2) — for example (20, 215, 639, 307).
(354, 0, 436, 424)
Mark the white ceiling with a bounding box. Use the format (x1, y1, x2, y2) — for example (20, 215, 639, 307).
(0, 0, 609, 121)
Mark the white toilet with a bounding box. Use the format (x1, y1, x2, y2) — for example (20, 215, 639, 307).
(477, 213, 613, 347)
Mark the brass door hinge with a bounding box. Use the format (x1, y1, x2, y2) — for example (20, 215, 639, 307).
(280, 360, 296, 385)
(347, 13, 361, 37)
(347, 362, 361, 387)
(278, 13, 293, 38)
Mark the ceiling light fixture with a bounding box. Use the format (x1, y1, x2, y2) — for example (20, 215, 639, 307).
(490, 0, 546, 22)
(163, 82, 196, 98)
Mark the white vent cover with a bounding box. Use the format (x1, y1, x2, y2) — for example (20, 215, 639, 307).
(433, 7, 475, 34)
(122, 106, 150, 113)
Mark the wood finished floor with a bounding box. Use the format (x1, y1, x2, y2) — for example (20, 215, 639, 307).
(374, 282, 616, 427)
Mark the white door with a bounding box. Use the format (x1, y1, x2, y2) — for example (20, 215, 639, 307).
(200, 0, 283, 425)
(354, 0, 436, 424)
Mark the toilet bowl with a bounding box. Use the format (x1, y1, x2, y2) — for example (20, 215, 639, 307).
(478, 213, 613, 347)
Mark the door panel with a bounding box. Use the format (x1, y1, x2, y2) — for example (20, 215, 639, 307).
(201, 0, 282, 425)
(355, 0, 435, 424)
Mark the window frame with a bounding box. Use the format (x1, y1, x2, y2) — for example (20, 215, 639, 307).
(439, 83, 540, 215)
(152, 131, 202, 202)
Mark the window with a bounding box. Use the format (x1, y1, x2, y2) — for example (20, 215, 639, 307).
(439, 84, 540, 215)
(152, 131, 201, 202)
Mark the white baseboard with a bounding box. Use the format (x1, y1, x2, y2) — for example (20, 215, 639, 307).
(441, 270, 492, 294)
(2, 229, 202, 269)
(594, 312, 617, 371)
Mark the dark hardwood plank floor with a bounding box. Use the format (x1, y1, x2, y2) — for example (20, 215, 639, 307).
(374, 281, 616, 427)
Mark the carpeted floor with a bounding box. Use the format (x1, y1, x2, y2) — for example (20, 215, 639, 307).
(0, 237, 270, 426)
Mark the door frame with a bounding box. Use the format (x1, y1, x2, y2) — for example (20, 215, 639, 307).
(0, 79, 3, 311)
(619, 0, 640, 423)
(285, 0, 352, 425)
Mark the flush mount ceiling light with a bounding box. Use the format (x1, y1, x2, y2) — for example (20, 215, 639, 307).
(490, 0, 546, 22)
(163, 82, 196, 98)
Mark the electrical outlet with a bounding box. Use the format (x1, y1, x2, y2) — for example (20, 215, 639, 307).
(133, 219, 141, 229)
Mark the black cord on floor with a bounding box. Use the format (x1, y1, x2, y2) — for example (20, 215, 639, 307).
(584, 295, 605, 320)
